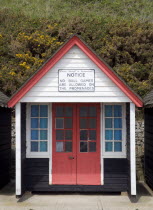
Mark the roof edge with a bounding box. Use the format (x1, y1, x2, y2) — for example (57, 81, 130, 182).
(7, 35, 143, 108)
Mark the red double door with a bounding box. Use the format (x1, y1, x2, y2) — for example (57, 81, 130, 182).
(52, 103, 101, 185)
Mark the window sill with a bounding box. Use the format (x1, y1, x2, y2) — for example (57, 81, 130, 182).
(26, 152, 50, 158)
(102, 155, 126, 159)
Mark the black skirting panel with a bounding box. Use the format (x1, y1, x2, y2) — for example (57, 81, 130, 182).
(144, 108, 153, 190)
(0, 107, 11, 188)
(24, 158, 128, 192)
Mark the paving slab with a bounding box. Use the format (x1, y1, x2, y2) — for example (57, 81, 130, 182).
(0, 181, 153, 210)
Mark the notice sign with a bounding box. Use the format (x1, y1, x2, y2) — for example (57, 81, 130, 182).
(58, 69, 95, 92)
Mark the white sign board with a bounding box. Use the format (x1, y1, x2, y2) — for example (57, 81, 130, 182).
(58, 69, 95, 92)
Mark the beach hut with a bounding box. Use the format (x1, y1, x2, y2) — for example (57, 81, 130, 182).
(144, 90, 153, 190)
(0, 91, 11, 188)
(7, 35, 143, 200)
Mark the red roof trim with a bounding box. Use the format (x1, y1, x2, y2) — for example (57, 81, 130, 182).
(8, 35, 143, 107)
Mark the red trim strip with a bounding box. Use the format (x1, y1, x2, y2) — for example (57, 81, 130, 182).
(7, 36, 143, 107)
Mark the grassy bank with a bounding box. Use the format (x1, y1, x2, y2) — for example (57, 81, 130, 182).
(0, 0, 153, 96)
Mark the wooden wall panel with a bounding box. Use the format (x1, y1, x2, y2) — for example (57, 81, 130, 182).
(20, 46, 131, 103)
(24, 158, 128, 192)
(144, 108, 153, 190)
(0, 107, 11, 188)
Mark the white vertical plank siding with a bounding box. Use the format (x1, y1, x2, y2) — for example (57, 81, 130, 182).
(49, 103, 52, 184)
(100, 103, 104, 185)
(15, 103, 21, 196)
(20, 46, 131, 103)
(130, 102, 136, 195)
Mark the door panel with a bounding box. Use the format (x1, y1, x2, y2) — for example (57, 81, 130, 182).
(52, 104, 76, 184)
(77, 104, 101, 185)
(52, 103, 101, 185)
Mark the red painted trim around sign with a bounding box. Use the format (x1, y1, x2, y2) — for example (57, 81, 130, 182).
(7, 35, 143, 107)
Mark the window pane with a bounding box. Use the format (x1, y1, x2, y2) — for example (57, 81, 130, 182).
(40, 141, 47, 152)
(56, 130, 64, 140)
(80, 107, 88, 117)
(89, 107, 96, 117)
(30, 104, 48, 153)
(80, 130, 88, 140)
(114, 130, 122, 140)
(65, 118, 72, 129)
(65, 130, 72, 140)
(56, 106, 64, 117)
(105, 142, 112, 152)
(40, 130, 47, 140)
(31, 105, 39, 117)
(40, 118, 48, 128)
(65, 107, 72, 117)
(105, 130, 113, 140)
(31, 118, 39, 128)
(65, 141, 72, 152)
(114, 105, 122, 117)
(105, 118, 112, 128)
(80, 142, 87, 152)
(56, 118, 64, 129)
(105, 105, 113, 117)
(40, 105, 48, 117)
(56, 142, 64, 152)
(89, 118, 96, 129)
(114, 118, 122, 128)
(114, 142, 122, 152)
(89, 130, 96, 140)
(31, 142, 38, 152)
(89, 142, 96, 152)
(80, 118, 87, 129)
(31, 130, 38, 140)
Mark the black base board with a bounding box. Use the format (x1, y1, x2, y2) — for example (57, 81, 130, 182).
(26, 185, 127, 193)
(0, 178, 10, 189)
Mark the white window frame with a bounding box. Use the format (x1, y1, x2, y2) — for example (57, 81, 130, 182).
(102, 103, 126, 158)
(26, 103, 51, 158)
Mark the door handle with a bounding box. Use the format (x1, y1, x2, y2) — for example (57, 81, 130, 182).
(69, 156, 74, 159)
